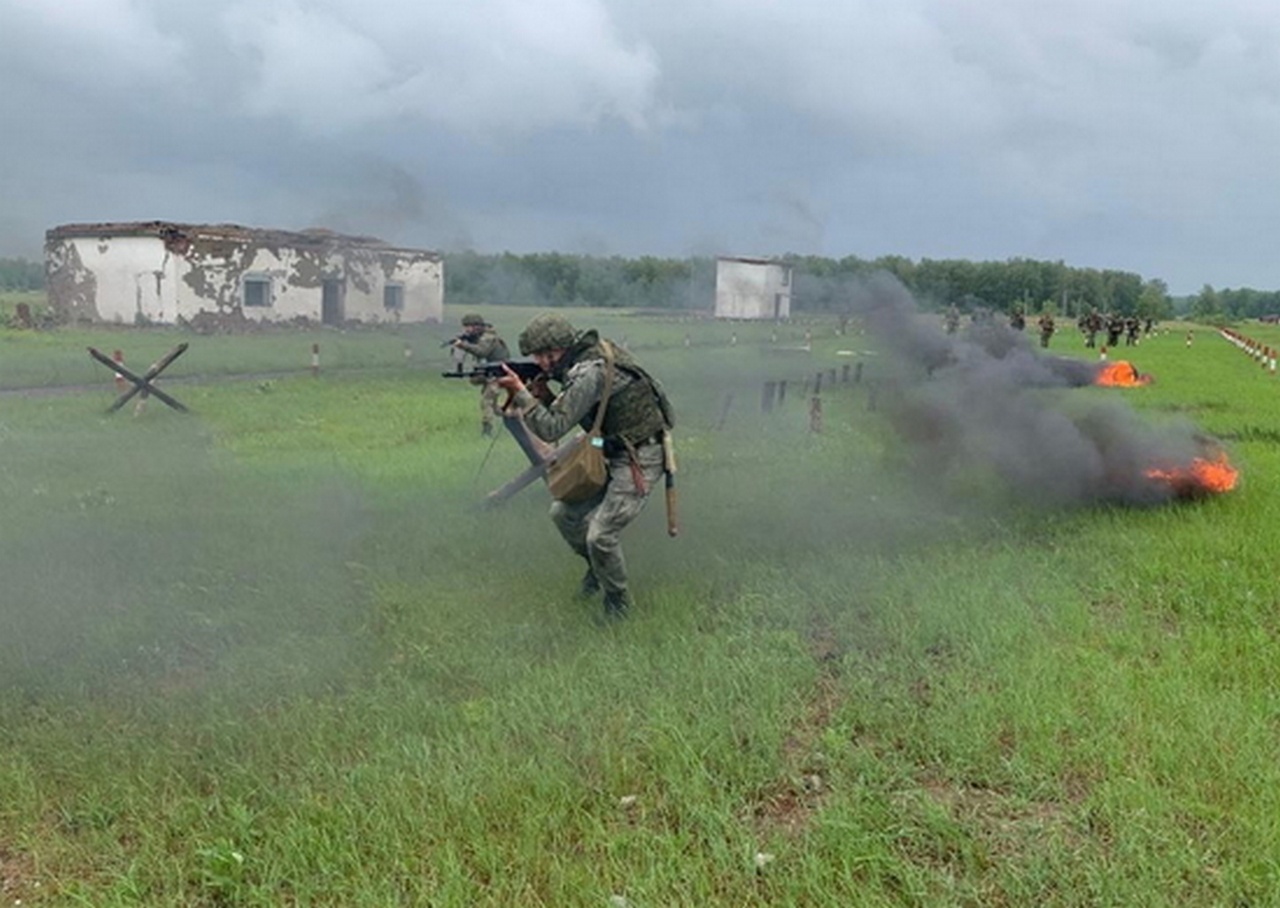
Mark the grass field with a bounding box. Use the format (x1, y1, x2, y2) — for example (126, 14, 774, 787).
(2, 301, 1280, 906)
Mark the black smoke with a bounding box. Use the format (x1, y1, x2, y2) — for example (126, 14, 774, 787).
(847, 272, 1218, 507)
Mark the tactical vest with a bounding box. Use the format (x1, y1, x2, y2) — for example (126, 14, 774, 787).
(477, 330, 510, 362)
(561, 332, 673, 444)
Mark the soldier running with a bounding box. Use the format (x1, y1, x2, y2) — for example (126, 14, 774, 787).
(1037, 311, 1056, 348)
(496, 313, 675, 620)
(944, 305, 960, 335)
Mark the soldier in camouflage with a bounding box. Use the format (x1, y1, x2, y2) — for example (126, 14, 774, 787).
(451, 313, 510, 436)
(495, 313, 674, 620)
(944, 304, 960, 335)
(1037, 311, 1056, 349)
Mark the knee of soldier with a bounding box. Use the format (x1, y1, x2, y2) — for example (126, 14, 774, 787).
(586, 520, 620, 553)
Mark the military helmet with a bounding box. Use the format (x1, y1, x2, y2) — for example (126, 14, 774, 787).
(519, 313, 577, 355)
(461, 313, 486, 327)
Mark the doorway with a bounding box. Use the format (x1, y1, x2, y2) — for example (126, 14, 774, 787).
(321, 279, 344, 325)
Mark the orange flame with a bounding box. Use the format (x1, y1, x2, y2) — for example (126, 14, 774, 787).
(1145, 454, 1239, 497)
(1095, 361, 1152, 387)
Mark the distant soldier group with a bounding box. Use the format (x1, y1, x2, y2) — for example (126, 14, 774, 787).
(941, 303, 1159, 353)
(1073, 310, 1158, 350)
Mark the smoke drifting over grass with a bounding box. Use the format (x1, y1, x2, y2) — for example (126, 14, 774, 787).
(848, 272, 1214, 507)
(0, 414, 371, 701)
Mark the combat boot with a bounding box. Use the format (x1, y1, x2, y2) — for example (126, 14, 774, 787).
(577, 568, 601, 599)
(602, 590, 631, 620)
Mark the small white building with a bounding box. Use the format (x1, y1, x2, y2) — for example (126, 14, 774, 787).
(714, 256, 792, 320)
(45, 221, 444, 326)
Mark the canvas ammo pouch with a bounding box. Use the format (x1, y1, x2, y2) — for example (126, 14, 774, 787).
(545, 344, 615, 503)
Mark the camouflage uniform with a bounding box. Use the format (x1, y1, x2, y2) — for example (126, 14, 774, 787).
(453, 314, 510, 435)
(1037, 313, 1055, 348)
(944, 305, 960, 335)
(1125, 317, 1141, 346)
(1106, 314, 1124, 348)
(1083, 309, 1102, 348)
(511, 314, 673, 618)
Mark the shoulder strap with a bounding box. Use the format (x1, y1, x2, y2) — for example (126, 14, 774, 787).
(589, 341, 615, 435)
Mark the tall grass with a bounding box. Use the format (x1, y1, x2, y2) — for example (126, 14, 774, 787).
(2, 314, 1279, 905)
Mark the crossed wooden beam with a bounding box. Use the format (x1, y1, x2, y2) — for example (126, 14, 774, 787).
(483, 414, 577, 506)
(88, 343, 190, 414)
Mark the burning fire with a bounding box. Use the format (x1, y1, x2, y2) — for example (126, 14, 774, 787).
(1095, 361, 1152, 387)
(1145, 454, 1239, 498)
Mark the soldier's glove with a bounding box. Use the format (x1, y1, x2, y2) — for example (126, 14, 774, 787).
(529, 376, 554, 405)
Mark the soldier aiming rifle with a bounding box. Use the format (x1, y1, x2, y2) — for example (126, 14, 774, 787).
(449, 313, 510, 436)
(494, 313, 676, 621)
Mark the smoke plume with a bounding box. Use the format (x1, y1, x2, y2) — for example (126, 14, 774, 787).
(847, 272, 1215, 507)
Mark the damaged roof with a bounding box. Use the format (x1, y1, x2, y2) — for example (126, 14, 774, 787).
(45, 220, 440, 258)
(717, 255, 788, 267)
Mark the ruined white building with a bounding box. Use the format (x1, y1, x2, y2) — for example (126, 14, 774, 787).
(714, 256, 792, 320)
(45, 221, 444, 326)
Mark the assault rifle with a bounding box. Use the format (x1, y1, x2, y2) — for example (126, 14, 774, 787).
(440, 324, 493, 347)
(441, 360, 544, 382)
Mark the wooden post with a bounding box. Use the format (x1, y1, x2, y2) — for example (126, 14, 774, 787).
(776, 380, 787, 406)
(715, 391, 735, 430)
(853, 362, 863, 384)
(311, 343, 320, 376)
(762, 381, 777, 413)
(112, 350, 127, 393)
(809, 396, 823, 433)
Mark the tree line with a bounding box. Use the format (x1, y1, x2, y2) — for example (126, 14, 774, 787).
(446, 250, 1188, 319)
(1189, 284, 1280, 322)
(8, 249, 1280, 321)
(0, 257, 44, 291)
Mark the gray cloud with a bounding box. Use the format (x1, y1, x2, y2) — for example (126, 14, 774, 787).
(2, 0, 1279, 292)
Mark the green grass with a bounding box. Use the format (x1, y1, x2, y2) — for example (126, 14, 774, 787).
(2, 312, 1280, 905)
(0, 302, 822, 391)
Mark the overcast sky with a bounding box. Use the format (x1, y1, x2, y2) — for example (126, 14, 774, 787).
(3, 0, 1279, 294)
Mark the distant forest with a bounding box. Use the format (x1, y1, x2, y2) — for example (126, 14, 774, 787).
(0, 257, 44, 292)
(6, 251, 1278, 321)
(444, 251, 1279, 322)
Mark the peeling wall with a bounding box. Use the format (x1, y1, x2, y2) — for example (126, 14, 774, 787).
(44, 222, 444, 325)
(714, 258, 792, 320)
(44, 240, 99, 322)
